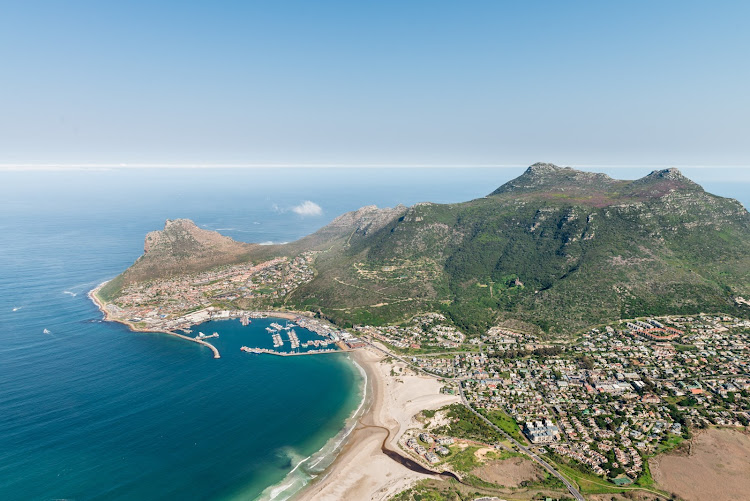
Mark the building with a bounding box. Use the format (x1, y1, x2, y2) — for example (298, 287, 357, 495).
(419, 433, 434, 444)
(523, 419, 561, 444)
(345, 337, 367, 349)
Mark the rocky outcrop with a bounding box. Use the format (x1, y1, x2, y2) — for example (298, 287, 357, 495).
(143, 219, 246, 255)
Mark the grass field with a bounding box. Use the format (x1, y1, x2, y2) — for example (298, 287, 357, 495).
(479, 408, 526, 443)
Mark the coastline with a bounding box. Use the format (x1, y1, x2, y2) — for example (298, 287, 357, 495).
(88, 283, 345, 360)
(89, 281, 460, 500)
(293, 345, 461, 500)
(88, 282, 221, 358)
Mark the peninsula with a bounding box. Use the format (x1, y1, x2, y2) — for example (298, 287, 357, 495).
(95, 164, 750, 339)
(90, 164, 750, 501)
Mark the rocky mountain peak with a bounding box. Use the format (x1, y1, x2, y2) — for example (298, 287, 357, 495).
(490, 163, 617, 197)
(645, 167, 686, 180)
(630, 167, 701, 193)
(144, 219, 244, 255)
(525, 162, 562, 175)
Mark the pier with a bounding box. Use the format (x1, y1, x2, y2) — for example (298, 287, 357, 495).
(196, 331, 219, 340)
(241, 346, 347, 356)
(173, 332, 221, 358)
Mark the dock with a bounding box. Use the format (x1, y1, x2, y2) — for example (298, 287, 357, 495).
(241, 346, 347, 356)
(171, 331, 221, 358)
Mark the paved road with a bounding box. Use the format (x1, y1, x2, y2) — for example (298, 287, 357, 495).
(362, 338, 586, 500)
(457, 385, 585, 501)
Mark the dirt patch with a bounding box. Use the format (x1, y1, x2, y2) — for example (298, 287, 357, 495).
(650, 428, 750, 501)
(472, 457, 543, 487)
(429, 409, 451, 429)
(473, 447, 496, 461)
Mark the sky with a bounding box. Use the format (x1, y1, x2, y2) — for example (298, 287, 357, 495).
(1, 1, 749, 167)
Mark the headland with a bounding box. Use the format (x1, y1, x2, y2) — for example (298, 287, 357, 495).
(90, 281, 222, 358)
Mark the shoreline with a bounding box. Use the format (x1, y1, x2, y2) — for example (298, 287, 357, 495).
(293, 345, 461, 500)
(255, 351, 372, 501)
(88, 282, 221, 358)
(88, 283, 351, 361)
(89, 281, 460, 500)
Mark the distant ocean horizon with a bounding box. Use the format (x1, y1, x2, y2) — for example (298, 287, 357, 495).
(1, 166, 747, 500)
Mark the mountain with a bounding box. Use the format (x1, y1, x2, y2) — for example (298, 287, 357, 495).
(100, 164, 750, 336)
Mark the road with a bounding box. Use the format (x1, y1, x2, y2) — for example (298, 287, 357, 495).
(457, 384, 585, 501)
(362, 337, 586, 500)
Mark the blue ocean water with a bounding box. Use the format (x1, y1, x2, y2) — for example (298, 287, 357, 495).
(0, 166, 746, 500)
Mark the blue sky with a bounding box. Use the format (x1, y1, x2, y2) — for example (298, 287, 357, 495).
(1, 1, 748, 166)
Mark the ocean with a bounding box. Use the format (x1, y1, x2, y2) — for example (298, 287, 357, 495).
(0, 166, 747, 500)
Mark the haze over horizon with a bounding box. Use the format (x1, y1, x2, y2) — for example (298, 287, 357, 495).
(2, 1, 749, 167)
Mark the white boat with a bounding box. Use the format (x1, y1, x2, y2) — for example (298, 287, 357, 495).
(43, 328, 51, 334)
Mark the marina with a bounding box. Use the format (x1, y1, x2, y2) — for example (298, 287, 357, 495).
(241, 346, 341, 356)
(272, 332, 283, 347)
(288, 329, 300, 349)
(162, 313, 352, 360)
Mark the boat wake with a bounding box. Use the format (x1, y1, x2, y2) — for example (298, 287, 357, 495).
(12, 306, 22, 312)
(63, 291, 77, 297)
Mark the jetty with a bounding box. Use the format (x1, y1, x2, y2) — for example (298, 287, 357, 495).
(89, 283, 222, 360)
(241, 346, 344, 356)
(196, 331, 219, 340)
(288, 329, 300, 349)
(170, 331, 221, 358)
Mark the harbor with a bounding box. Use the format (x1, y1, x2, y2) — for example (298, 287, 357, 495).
(90, 281, 356, 361)
(172, 311, 353, 359)
(250, 316, 346, 356)
(241, 346, 343, 356)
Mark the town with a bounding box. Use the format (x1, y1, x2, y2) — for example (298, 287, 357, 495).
(102, 252, 317, 331)
(98, 253, 750, 493)
(363, 312, 750, 488)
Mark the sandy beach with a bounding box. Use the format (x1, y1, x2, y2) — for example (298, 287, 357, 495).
(90, 283, 460, 499)
(295, 346, 460, 501)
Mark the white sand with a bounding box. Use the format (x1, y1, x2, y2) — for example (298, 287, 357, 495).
(295, 347, 460, 501)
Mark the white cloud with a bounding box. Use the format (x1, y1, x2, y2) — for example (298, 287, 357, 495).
(291, 200, 323, 216)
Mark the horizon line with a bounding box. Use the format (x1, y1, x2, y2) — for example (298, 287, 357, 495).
(1, 162, 749, 171)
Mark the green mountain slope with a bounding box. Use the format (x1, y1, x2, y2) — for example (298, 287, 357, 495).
(289, 164, 750, 334)
(102, 164, 750, 336)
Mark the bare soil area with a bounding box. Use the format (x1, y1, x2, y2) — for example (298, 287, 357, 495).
(650, 427, 750, 501)
(472, 456, 543, 487)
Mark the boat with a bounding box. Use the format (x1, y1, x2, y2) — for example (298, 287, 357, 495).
(43, 328, 51, 334)
(288, 329, 300, 349)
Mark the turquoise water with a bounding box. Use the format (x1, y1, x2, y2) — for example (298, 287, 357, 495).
(0, 167, 746, 500)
